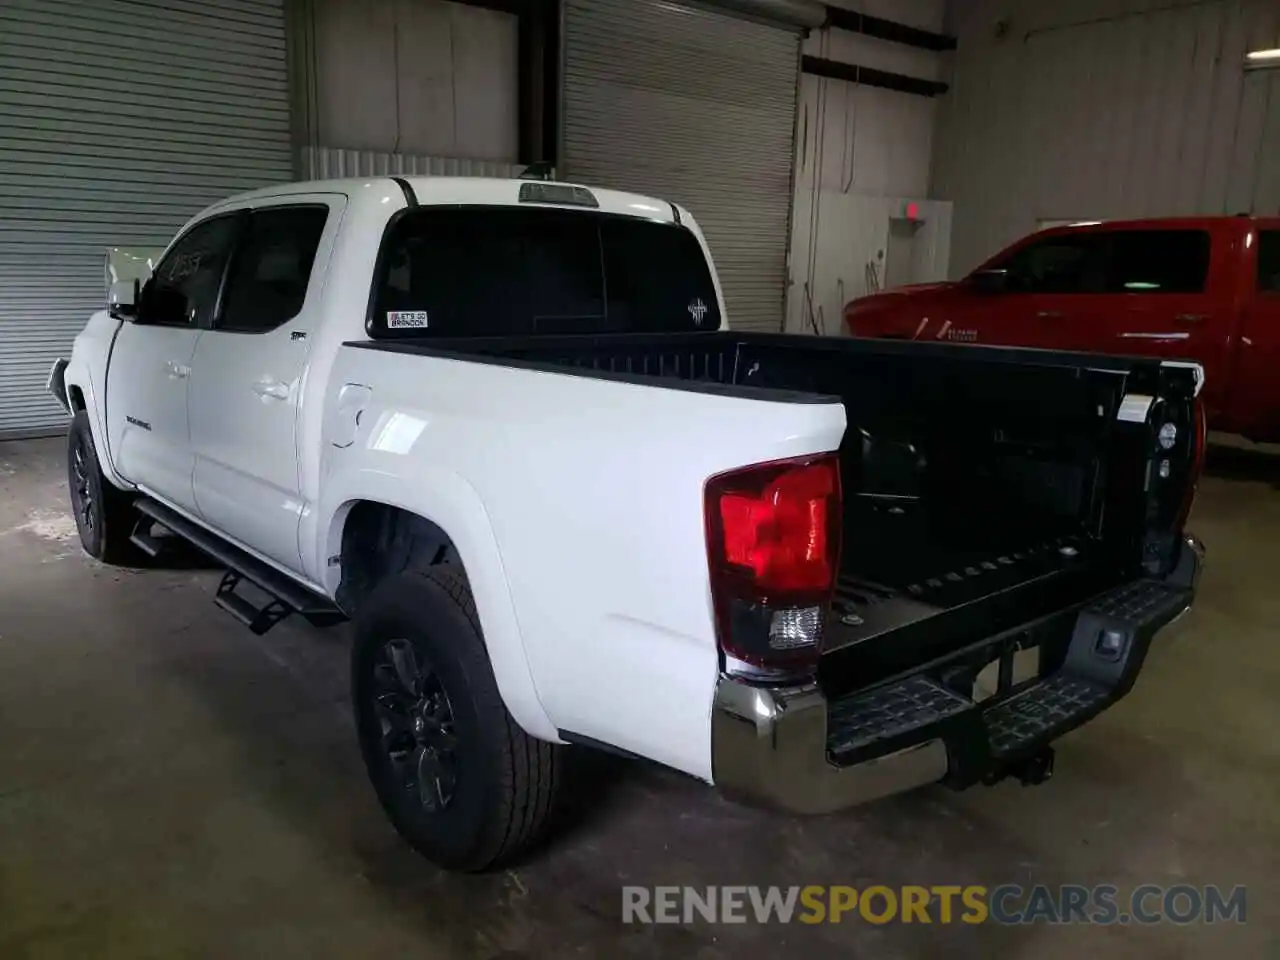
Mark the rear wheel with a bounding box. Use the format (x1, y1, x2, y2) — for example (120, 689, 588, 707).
(67, 411, 139, 564)
(351, 566, 561, 871)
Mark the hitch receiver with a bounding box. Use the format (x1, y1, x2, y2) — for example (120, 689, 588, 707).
(982, 746, 1056, 787)
(1012, 747, 1055, 786)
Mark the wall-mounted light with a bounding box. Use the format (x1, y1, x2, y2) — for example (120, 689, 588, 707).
(1244, 48, 1280, 71)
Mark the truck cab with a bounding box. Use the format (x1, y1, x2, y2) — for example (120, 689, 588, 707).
(846, 217, 1280, 442)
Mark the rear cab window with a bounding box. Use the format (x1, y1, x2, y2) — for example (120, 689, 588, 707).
(369, 206, 721, 337)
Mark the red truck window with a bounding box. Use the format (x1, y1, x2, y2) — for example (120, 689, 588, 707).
(999, 236, 1106, 293)
(1105, 230, 1210, 294)
(1259, 231, 1280, 292)
(994, 230, 1210, 296)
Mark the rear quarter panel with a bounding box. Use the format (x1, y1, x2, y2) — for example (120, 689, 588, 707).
(317, 346, 846, 779)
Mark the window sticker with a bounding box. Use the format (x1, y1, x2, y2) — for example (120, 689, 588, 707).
(387, 310, 429, 329)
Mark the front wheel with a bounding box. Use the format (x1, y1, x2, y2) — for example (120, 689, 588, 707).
(67, 411, 139, 564)
(351, 566, 561, 871)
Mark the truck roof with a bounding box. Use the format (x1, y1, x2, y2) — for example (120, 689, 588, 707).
(1047, 214, 1279, 232)
(203, 176, 682, 225)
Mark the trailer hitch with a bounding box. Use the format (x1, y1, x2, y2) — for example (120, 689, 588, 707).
(984, 746, 1055, 787)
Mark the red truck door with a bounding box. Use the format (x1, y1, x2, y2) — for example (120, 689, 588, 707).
(1073, 227, 1229, 411)
(965, 230, 1109, 350)
(1228, 225, 1280, 441)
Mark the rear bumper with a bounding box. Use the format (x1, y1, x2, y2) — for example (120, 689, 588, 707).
(711, 535, 1203, 815)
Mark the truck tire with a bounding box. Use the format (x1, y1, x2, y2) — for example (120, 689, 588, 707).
(67, 411, 139, 564)
(351, 566, 561, 871)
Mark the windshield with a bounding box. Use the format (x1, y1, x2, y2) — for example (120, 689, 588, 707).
(371, 206, 721, 337)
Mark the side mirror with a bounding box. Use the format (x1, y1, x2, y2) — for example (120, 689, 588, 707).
(107, 279, 139, 320)
(970, 268, 1010, 294)
(136, 279, 191, 326)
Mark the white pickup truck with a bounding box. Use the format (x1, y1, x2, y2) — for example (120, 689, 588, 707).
(50, 175, 1205, 872)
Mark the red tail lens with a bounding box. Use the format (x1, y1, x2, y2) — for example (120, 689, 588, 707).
(718, 463, 836, 593)
(705, 455, 842, 673)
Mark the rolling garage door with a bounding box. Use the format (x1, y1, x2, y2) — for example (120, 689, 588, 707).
(562, 0, 816, 333)
(0, 0, 292, 439)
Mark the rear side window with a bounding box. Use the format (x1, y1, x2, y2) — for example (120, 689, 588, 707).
(371, 207, 721, 336)
(1259, 231, 1280, 292)
(1105, 230, 1210, 293)
(219, 206, 329, 333)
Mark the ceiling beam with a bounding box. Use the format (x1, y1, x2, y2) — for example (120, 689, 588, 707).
(802, 55, 949, 97)
(824, 7, 957, 51)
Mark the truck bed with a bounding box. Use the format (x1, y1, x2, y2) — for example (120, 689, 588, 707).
(350, 331, 1187, 698)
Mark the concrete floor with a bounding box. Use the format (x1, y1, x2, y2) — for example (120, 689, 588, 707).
(0, 437, 1276, 959)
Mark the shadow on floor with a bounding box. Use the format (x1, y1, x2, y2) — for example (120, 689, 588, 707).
(1204, 442, 1280, 488)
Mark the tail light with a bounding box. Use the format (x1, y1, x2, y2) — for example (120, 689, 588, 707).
(1143, 394, 1205, 575)
(705, 455, 842, 679)
(1176, 397, 1207, 529)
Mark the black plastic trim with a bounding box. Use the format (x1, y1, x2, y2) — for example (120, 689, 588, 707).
(208, 210, 252, 330)
(363, 207, 413, 337)
(558, 730, 647, 761)
(133, 498, 341, 620)
(390, 177, 418, 208)
(344, 336, 836, 405)
(802, 55, 949, 97)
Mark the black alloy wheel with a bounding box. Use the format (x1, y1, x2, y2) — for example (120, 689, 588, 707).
(371, 637, 460, 813)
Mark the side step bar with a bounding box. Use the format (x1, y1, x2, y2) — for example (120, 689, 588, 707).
(134, 498, 344, 635)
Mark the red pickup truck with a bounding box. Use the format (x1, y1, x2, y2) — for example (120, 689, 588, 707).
(845, 217, 1280, 441)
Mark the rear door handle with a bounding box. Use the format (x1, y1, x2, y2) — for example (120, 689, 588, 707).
(253, 379, 289, 401)
(166, 361, 190, 379)
(1037, 310, 1065, 320)
(1175, 313, 1207, 324)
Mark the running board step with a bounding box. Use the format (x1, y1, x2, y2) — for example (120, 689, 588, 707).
(134, 498, 343, 634)
(129, 516, 165, 558)
(215, 571, 295, 635)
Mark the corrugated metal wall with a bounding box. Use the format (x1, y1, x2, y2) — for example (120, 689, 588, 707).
(300, 146, 523, 180)
(294, 0, 519, 163)
(0, 0, 292, 438)
(562, 0, 804, 333)
(936, 0, 1280, 274)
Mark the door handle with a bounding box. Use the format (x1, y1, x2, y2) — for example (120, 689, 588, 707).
(253, 379, 289, 401)
(166, 361, 190, 379)
(1037, 310, 1065, 320)
(1175, 313, 1207, 324)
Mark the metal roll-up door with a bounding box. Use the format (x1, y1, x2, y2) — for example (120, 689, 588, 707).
(562, 0, 804, 332)
(0, 0, 292, 439)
